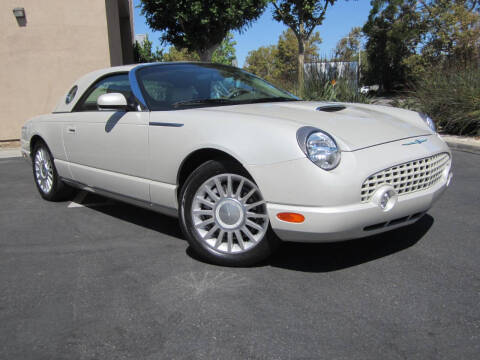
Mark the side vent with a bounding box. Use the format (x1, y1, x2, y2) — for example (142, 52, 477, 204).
(316, 104, 346, 112)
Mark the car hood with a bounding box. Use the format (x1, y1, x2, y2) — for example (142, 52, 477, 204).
(202, 101, 432, 151)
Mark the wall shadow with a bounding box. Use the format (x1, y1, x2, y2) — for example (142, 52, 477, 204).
(268, 214, 434, 273)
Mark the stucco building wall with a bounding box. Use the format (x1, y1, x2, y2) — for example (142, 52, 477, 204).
(0, 0, 133, 141)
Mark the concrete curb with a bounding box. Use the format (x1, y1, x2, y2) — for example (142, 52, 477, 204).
(0, 148, 21, 159)
(441, 135, 480, 155)
(444, 141, 480, 155)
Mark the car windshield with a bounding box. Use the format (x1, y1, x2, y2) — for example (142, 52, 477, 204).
(135, 63, 299, 111)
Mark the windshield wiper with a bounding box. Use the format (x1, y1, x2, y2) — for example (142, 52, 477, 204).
(172, 97, 299, 108)
(172, 98, 235, 108)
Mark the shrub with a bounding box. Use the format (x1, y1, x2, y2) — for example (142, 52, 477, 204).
(301, 62, 370, 104)
(303, 79, 371, 103)
(408, 63, 480, 136)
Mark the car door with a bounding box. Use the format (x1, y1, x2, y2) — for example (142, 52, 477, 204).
(63, 73, 150, 202)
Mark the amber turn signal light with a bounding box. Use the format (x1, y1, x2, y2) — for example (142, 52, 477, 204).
(277, 212, 305, 223)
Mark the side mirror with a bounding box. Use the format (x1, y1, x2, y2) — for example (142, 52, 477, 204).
(97, 93, 128, 111)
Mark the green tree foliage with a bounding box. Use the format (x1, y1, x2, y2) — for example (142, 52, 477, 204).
(272, 1, 338, 90)
(133, 35, 163, 63)
(244, 29, 322, 90)
(420, 0, 480, 64)
(276, 29, 322, 89)
(333, 27, 362, 61)
(162, 33, 237, 65)
(139, 0, 267, 61)
(243, 45, 279, 83)
(162, 47, 199, 62)
(363, 0, 422, 91)
(363, 0, 480, 91)
(211, 33, 238, 65)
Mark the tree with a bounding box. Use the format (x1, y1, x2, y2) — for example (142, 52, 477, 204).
(363, 0, 423, 91)
(211, 33, 238, 65)
(161, 32, 237, 65)
(333, 27, 362, 61)
(363, 0, 480, 90)
(420, 0, 480, 64)
(139, 0, 268, 61)
(244, 29, 321, 90)
(133, 34, 163, 63)
(162, 47, 199, 62)
(276, 29, 322, 88)
(244, 45, 280, 83)
(271, 0, 338, 90)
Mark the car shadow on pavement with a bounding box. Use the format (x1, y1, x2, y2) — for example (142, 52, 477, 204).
(82, 199, 185, 240)
(268, 214, 434, 272)
(76, 192, 433, 271)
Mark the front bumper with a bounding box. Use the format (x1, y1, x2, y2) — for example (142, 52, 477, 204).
(268, 175, 450, 242)
(246, 134, 452, 243)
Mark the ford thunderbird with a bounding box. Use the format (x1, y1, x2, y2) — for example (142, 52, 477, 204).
(21, 63, 452, 266)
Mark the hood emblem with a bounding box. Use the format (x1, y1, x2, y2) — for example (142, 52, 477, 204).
(402, 138, 427, 146)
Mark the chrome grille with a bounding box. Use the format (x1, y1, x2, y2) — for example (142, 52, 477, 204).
(361, 153, 450, 203)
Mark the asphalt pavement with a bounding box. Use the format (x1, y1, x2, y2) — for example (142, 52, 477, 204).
(0, 150, 479, 360)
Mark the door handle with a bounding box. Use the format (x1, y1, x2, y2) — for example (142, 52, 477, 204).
(67, 126, 76, 134)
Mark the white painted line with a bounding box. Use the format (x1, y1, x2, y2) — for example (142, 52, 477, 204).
(68, 191, 88, 208)
(82, 202, 115, 208)
(68, 190, 115, 209)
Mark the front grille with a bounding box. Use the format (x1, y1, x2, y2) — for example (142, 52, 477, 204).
(361, 153, 450, 203)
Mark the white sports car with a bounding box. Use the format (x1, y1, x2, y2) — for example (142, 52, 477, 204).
(21, 63, 452, 266)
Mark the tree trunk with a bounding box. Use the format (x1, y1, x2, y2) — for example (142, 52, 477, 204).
(298, 39, 305, 95)
(198, 43, 220, 62)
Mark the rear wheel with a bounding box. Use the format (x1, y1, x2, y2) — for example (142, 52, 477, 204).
(179, 160, 279, 266)
(32, 142, 73, 201)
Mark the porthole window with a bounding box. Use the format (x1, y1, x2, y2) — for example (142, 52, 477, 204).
(65, 85, 78, 104)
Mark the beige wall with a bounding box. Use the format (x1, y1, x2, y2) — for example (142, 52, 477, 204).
(0, 0, 133, 141)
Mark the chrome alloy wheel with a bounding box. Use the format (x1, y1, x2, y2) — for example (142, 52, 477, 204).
(191, 174, 269, 254)
(34, 148, 54, 194)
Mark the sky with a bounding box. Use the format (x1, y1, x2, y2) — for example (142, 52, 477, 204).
(132, 0, 373, 67)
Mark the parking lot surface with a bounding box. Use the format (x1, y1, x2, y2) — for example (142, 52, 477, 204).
(0, 150, 479, 360)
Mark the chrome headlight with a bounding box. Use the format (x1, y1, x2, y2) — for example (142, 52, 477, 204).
(421, 113, 436, 132)
(297, 127, 341, 170)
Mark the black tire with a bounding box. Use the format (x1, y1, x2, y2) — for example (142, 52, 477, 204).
(32, 141, 74, 201)
(179, 160, 279, 266)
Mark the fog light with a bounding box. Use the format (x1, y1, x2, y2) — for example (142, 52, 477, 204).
(380, 192, 391, 209)
(372, 185, 398, 212)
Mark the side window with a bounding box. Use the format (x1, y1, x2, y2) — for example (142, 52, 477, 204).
(142, 80, 171, 102)
(74, 73, 133, 111)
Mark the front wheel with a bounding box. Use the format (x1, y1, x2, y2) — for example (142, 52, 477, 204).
(32, 142, 73, 201)
(179, 160, 279, 266)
